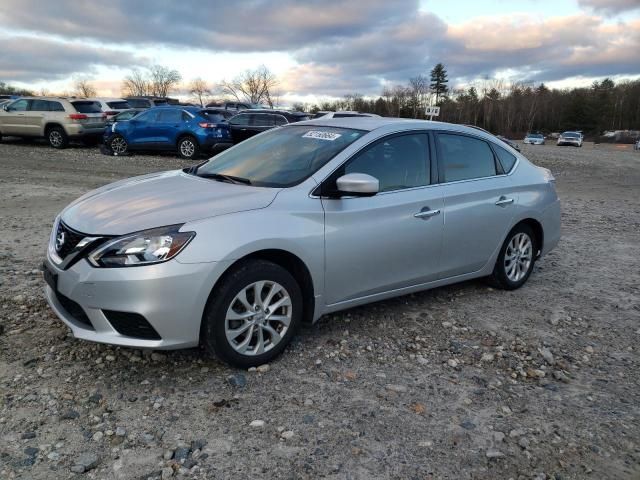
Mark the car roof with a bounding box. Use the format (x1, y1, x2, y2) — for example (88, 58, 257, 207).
(240, 109, 308, 116)
(290, 117, 515, 141)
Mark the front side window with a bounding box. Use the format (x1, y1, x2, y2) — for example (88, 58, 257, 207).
(437, 133, 496, 182)
(340, 133, 430, 192)
(155, 109, 182, 123)
(229, 113, 250, 126)
(8, 99, 29, 111)
(251, 114, 275, 127)
(195, 126, 365, 187)
(133, 110, 157, 122)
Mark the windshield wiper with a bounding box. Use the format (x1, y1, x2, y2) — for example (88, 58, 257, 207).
(197, 172, 252, 185)
(183, 160, 208, 175)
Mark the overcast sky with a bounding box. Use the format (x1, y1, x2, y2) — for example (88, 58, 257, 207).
(0, 0, 639, 103)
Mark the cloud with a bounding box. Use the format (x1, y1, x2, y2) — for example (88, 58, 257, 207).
(0, 0, 418, 52)
(0, 35, 146, 82)
(578, 0, 640, 14)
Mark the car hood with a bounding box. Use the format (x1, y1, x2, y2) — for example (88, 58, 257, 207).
(61, 170, 279, 235)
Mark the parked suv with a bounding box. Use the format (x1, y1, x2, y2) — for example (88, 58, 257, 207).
(0, 97, 106, 148)
(106, 106, 232, 158)
(89, 98, 131, 117)
(124, 96, 171, 109)
(228, 109, 310, 143)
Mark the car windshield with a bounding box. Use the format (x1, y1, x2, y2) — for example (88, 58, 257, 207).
(527, 133, 543, 138)
(195, 125, 365, 187)
(563, 132, 579, 138)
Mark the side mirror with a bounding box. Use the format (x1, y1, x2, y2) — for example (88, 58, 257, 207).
(2, 105, 9, 111)
(335, 173, 379, 197)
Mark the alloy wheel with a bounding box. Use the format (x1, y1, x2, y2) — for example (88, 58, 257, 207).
(111, 137, 127, 154)
(180, 140, 195, 158)
(504, 232, 533, 282)
(49, 131, 63, 147)
(225, 281, 292, 356)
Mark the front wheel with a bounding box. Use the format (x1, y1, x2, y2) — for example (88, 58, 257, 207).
(488, 224, 536, 290)
(109, 134, 128, 155)
(201, 260, 302, 368)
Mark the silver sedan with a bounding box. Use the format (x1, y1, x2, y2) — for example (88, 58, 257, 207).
(43, 118, 561, 367)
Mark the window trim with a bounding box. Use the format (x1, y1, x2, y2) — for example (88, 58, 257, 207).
(433, 130, 513, 185)
(314, 130, 432, 198)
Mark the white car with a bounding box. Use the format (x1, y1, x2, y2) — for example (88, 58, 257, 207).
(88, 98, 132, 117)
(557, 131, 583, 147)
(634, 139, 640, 151)
(524, 133, 545, 145)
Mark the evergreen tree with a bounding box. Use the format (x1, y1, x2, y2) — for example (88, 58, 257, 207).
(430, 63, 449, 104)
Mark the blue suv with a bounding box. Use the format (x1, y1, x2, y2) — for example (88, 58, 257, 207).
(104, 106, 232, 159)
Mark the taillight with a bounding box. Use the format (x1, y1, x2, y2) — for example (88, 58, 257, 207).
(69, 113, 88, 120)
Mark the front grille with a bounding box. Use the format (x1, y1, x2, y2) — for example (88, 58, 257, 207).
(103, 310, 161, 340)
(55, 222, 85, 259)
(55, 291, 93, 329)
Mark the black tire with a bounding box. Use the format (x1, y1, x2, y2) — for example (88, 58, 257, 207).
(47, 126, 68, 149)
(201, 260, 303, 368)
(488, 224, 537, 290)
(178, 136, 200, 159)
(109, 134, 128, 155)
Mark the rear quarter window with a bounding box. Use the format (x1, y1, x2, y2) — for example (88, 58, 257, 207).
(493, 143, 517, 173)
(71, 101, 102, 113)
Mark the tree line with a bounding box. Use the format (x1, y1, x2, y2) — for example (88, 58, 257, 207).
(3, 62, 639, 138)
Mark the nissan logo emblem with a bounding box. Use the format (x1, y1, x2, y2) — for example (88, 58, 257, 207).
(55, 230, 65, 252)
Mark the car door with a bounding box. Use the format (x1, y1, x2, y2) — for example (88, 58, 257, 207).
(153, 108, 184, 145)
(122, 109, 157, 146)
(228, 113, 252, 143)
(24, 99, 50, 136)
(321, 132, 444, 306)
(434, 132, 518, 278)
(1, 99, 31, 135)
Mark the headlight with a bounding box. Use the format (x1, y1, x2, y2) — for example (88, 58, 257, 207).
(88, 225, 195, 268)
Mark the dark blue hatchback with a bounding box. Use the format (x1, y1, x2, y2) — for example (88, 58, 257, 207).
(104, 106, 232, 159)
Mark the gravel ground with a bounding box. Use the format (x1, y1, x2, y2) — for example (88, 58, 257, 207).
(0, 138, 639, 480)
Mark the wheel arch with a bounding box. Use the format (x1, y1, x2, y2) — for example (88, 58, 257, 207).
(177, 132, 200, 146)
(513, 218, 544, 257)
(44, 122, 66, 136)
(205, 248, 316, 326)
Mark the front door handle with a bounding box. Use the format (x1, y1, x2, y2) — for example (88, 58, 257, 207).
(495, 196, 514, 206)
(414, 208, 441, 219)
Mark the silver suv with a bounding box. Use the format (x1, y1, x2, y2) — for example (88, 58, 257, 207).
(43, 118, 561, 367)
(0, 97, 106, 148)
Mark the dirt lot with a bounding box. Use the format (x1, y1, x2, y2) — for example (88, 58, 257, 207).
(0, 138, 639, 480)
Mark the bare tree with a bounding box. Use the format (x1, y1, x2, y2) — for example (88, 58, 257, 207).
(221, 65, 278, 106)
(408, 75, 429, 118)
(73, 78, 97, 98)
(149, 65, 182, 97)
(188, 77, 212, 106)
(122, 69, 150, 97)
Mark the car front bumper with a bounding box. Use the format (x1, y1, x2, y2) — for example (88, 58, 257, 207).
(43, 254, 226, 349)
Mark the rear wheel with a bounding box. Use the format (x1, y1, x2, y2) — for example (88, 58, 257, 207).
(488, 224, 536, 290)
(109, 134, 128, 155)
(47, 126, 68, 149)
(201, 260, 302, 368)
(178, 136, 200, 159)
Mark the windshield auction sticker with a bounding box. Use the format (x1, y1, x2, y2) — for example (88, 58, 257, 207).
(302, 131, 342, 141)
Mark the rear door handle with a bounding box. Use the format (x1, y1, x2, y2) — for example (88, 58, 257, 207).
(495, 196, 514, 206)
(414, 208, 441, 219)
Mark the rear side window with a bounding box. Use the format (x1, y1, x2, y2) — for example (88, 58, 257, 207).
(107, 101, 130, 109)
(343, 133, 430, 192)
(71, 101, 102, 113)
(493, 143, 517, 173)
(30, 100, 50, 111)
(155, 109, 182, 123)
(437, 133, 496, 182)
